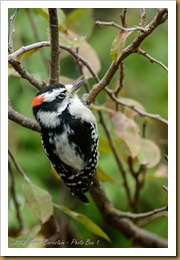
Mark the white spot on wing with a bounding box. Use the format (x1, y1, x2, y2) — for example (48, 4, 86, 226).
(68, 174, 76, 180)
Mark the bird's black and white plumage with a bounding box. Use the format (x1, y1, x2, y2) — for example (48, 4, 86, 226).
(32, 80, 98, 203)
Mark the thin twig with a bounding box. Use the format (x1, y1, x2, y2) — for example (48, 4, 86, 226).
(142, 121, 147, 138)
(62, 45, 99, 83)
(114, 61, 125, 96)
(9, 161, 24, 233)
(164, 154, 168, 161)
(98, 112, 133, 207)
(137, 48, 168, 72)
(134, 175, 145, 212)
(162, 185, 168, 193)
(8, 148, 31, 183)
(8, 58, 46, 90)
(105, 88, 168, 125)
(136, 164, 147, 176)
(137, 210, 168, 227)
(120, 8, 127, 27)
(8, 97, 41, 132)
(95, 20, 146, 32)
(48, 8, 60, 84)
(128, 157, 146, 212)
(117, 205, 168, 219)
(140, 8, 146, 27)
(8, 41, 50, 60)
(8, 8, 19, 53)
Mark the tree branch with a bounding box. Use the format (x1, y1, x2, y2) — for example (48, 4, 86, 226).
(8, 161, 24, 233)
(140, 8, 146, 27)
(90, 177, 168, 248)
(8, 148, 31, 183)
(128, 157, 146, 212)
(98, 112, 133, 207)
(8, 9, 168, 100)
(8, 58, 46, 90)
(8, 8, 19, 53)
(10, 8, 165, 94)
(61, 44, 100, 83)
(114, 61, 125, 96)
(95, 20, 146, 32)
(118, 205, 168, 220)
(105, 88, 168, 125)
(162, 185, 168, 193)
(8, 104, 168, 247)
(86, 8, 168, 105)
(137, 211, 168, 227)
(120, 8, 127, 28)
(48, 8, 60, 84)
(8, 41, 99, 89)
(8, 97, 41, 132)
(137, 48, 168, 72)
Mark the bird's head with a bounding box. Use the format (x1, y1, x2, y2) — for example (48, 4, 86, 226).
(32, 79, 84, 113)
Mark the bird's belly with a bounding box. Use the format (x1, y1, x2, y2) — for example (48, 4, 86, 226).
(49, 131, 84, 171)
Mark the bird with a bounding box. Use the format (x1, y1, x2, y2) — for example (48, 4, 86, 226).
(32, 79, 98, 203)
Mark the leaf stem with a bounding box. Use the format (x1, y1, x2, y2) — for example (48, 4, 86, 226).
(8, 148, 31, 183)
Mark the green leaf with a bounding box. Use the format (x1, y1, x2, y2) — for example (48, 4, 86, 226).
(98, 136, 120, 154)
(97, 167, 116, 183)
(35, 8, 67, 32)
(138, 139, 161, 168)
(18, 49, 38, 61)
(112, 111, 141, 158)
(111, 31, 132, 63)
(98, 137, 112, 154)
(46, 26, 85, 48)
(22, 181, 53, 224)
(66, 8, 94, 38)
(34, 8, 49, 20)
(57, 8, 67, 32)
(54, 204, 111, 243)
(59, 30, 86, 48)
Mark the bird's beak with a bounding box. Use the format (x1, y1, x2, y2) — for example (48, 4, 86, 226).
(71, 79, 84, 94)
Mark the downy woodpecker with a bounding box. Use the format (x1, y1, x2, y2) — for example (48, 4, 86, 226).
(32, 80, 98, 203)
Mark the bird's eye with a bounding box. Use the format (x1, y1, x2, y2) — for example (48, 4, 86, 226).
(58, 91, 66, 99)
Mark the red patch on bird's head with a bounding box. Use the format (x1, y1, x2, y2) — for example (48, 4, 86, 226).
(32, 95, 45, 107)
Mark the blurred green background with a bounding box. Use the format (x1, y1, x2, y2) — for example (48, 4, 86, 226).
(8, 8, 168, 248)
